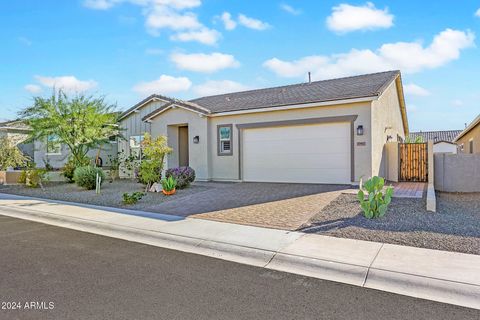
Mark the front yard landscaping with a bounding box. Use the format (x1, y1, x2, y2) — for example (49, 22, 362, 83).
(0, 180, 211, 212)
(302, 192, 480, 255)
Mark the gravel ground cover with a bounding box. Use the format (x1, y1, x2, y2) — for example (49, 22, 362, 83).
(302, 192, 480, 255)
(0, 180, 212, 212)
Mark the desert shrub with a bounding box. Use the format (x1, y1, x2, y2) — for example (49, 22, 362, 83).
(165, 166, 195, 189)
(357, 176, 393, 219)
(138, 160, 162, 189)
(73, 166, 105, 190)
(161, 176, 177, 192)
(0, 136, 28, 170)
(62, 156, 91, 183)
(122, 192, 145, 205)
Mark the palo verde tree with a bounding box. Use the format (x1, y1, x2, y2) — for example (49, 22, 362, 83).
(19, 90, 119, 166)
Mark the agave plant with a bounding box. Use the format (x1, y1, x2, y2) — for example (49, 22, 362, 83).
(161, 176, 177, 192)
(357, 176, 394, 219)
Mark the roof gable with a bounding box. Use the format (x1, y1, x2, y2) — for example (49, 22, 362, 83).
(454, 114, 480, 142)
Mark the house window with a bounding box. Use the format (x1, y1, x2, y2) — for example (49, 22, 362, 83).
(46, 135, 61, 155)
(129, 135, 144, 160)
(218, 125, 233, 156)
(469, 139, 474, 154)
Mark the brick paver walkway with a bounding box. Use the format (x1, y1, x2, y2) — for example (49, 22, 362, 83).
(145, 182, 351, 230)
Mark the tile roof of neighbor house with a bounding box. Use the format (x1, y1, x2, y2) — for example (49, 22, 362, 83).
(409, 130, 463, 143)
(0, 119, 31, 131)
(189, 70, 401, 113)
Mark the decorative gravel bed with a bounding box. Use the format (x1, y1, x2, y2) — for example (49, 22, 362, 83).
(302, 192, 480, 255)
(0, 180, 212, 212)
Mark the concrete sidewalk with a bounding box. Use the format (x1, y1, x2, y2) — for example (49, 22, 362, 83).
(0, 193, 479, 310)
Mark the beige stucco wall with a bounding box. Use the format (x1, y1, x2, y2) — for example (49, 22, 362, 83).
(208, 102, 373, 182)
(371, 79, 406, 178)
(149, 107, 209, 180)
(384, 141, 399, 182)
(456, 124, 480, 154)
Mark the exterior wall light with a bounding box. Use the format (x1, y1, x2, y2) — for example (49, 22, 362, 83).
(357, 125, 364, 136)
(193, 136, 200, 144)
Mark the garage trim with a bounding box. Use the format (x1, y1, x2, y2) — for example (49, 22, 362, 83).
(236, 115, 358, 182)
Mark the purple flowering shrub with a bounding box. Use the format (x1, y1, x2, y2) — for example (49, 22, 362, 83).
(165, 166, 195, 189)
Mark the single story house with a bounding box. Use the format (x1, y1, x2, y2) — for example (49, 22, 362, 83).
(0, 120, 117, 169)
(409, 130, 462, 154)
(119, 70, 408, 184)
(454, 114, 480, 154)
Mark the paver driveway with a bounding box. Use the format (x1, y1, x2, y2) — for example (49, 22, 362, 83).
(143, 182, 351, 230)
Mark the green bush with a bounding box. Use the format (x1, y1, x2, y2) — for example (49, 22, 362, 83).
(18, 168, 48, 188)
(138, 160, 162, 188)
(62, 157, 91, 183)
(73, 166, 105, 190)
(357, 176, 393, 219)
(122, 192, 145, 205)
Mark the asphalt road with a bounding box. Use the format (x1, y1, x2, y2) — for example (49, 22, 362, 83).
(0, 215, 478, 320)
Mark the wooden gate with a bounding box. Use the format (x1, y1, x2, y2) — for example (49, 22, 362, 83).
(399, 143, 428, 182)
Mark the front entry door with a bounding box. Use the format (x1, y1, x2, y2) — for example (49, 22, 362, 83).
(178, 126, 189, 167)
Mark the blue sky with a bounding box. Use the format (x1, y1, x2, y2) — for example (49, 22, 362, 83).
(1, 0, 479, 131)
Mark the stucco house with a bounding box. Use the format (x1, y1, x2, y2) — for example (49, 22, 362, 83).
(409, 130, 462, 154)
(0, 120, 117, 170)
(455, 114, 480, 154)
(119, 70, 408, 184)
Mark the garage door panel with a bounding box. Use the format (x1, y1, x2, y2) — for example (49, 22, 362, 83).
(245, 167, 350, 184)
(245, 138, 350, 155)
(243, 122, 351, 184)
(245, 153, 350, 168)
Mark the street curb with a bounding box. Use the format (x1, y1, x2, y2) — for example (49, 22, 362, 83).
(0, 201, 479, 310)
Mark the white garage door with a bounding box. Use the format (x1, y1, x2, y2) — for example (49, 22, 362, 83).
(242, 122, 351, 184)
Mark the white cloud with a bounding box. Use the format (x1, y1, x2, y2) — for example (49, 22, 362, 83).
(220, 12, 237, 30)
(326, 2, 394, 33)
(84, 0, 219, 45)
(145, 7, 202, 34)
(280, 4, 301, 15)
(34, 75, 98, 92)
(170, 52, 239, 73)
(451, 99, 463, 107)
(24, 84, 42, 94)
(476, 8, 480, 17)
(193, 80, 249, 96)
(133, 75, 191, 95)
(264, 29, 475, 79)
(83, 0, 201, 10)
(83, 0, 117, 10)
(404, 84, 430, 96)
(170, 28, 221, 45)
(238, 14, 270, 30)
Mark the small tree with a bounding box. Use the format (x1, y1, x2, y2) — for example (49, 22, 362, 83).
(138, 133, 172, 191)
(0, 136, 29, 170)
(19, 90, 119, 167)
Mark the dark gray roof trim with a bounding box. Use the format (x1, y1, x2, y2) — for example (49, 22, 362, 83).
(142, 100, 210, 121)
(409, 130, 462, 143)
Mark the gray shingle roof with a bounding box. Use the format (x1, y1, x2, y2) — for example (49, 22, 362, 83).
(409, 130, 462, 143)
(189, 70, 400, 113)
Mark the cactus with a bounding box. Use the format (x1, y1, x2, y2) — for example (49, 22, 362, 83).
(357, 176, 394, 219)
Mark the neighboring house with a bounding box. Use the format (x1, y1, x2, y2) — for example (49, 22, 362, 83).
(119, 70, 408, 184)
(34, 137, 118, 169)
(0, 119, 34, 159)
(409, 130, 462, 154)
(0, 120, 117, 169)
(454, 114, 480, 154)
